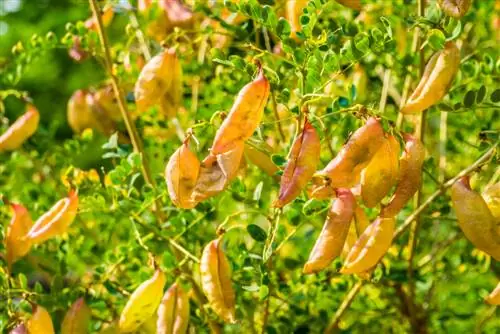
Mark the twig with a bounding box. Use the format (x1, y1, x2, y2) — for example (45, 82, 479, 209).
(325, 281, 364, 334)
(439, 111, 448, 182)
(378, 68, 391, 114)
(406, 1, 427, 328)
(375, 67, 401, 106)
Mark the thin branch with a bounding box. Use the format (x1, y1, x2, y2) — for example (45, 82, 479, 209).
(325, 281, 364, 334)
(378, 68, 391, 114)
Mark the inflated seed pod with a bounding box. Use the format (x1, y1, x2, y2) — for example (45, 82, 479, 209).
(203, 66, 270, 164)
(0, 104, 39, 152)
(341, 216, 395, 274)
(5, 203, 33, 268)
(286, 0, 308, 40)
(485, 282, 500, 305)
(135, 48, 179, 113)
(450, 176, 500, 261)
(165, 140, 200, 209)
(67, 90, 110, 134)
(314, 117, 385, 189)
(191, 141, 244, 203)
(61, 298, 91, 334)
(401, 41, 460, 114)
(119, 269, 166, 333)
(200, 238, 236, 323)
(360, 134, 400, 208)
(437, 0, 471, 18)
(303, 189, 355, 274)
(27, 190, 79, 244)
(27, 305, 55, 334)
(381, 134, 425, 217)
(274, 119, 321, 208)
(157, 283, 190, 334)
(482, 182, 500, 224)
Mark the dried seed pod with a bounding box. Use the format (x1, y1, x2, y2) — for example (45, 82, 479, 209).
(27, 305, 55, 334)
(274, 119, 321, 208)
(157, 283, 190, 334)
(314, 117, 385, 188)
(5, 203, 33, 268)
(381, 134, 425, 217)
(205, 66, 270, 160)
(67, 90, 108, 134)
(159, 51, 183, 118)
(0, 104, 39, 152)
(93, 85, 121, 122)
(303, 189, 355, 274)
(450, 176, 500, 261)
(119, 269, 166, 333)
(135, 49, 179, 112)
(159, 0, 194, 30)
(335, 0, 362, 10)
(437, 0, 471, 18)
(286, 0, 308, 40)
(341, 217, 395, 274)
(360, 134, 400, 208)
(485, 282, 500, 305)
(401, 42, 460, 114)
(200, 238, 236, 323)
(27, 190, 79, 245)
(191, 142, 244, 203)
(165, 140, 200, 209)
(61, 298, 91, 334)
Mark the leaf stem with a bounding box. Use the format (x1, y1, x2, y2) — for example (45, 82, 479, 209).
(325, 281, 364, 334)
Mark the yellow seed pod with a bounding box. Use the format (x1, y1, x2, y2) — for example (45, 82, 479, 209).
(119, 269, 166, 333)
(485, 282, 500, 305)
(157, 283, 190, 334)
(0, 104, 39, 152)
(401, 41, 460, 114)
(5, 203, 33, 268)
(200, 238, 236, 323)
(134, 48, 179, 113)
(286, 0, 308, 40)
(482, 182, 500, 224)
(159, 53, 183, 118)
(450, 176, 500, 261)
(61, 298, 91, 334)
(26, 305, 55, 334)
(165, 140, 200, 209)
(341, 217, 395, 274)
(360, 135, 400, 208)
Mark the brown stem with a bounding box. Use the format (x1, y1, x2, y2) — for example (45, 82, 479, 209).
(325, 281, 363, 334)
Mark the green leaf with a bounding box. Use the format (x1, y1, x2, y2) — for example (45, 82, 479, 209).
(463, 90, 476, 108)
(276, 18, 291, 39)
(476, 86, 486, 104)
(271, 154, 287, 167)
(490, 89, 500, 103)
(259, 285, 270, 301)
(247, 224, 267, 242)
(427, 29, 446, 51)
(448, 20, 462, 41)
(253, 181, 264, 201)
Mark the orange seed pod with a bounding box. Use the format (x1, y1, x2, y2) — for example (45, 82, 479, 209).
(5, 203, 33, 268)
(205, 66, 270, 160)
(303, 189, 355, 274)
(360, 134, 400, 208)
(401, 42, 460, 114)
(165, 140, 200, 209)
(0, 104, 39, 152)
(200, 238, 236, 323)
(450, 176, 500, 261)
(485, 282, 500, 305)
(335, 0, 362, 10)
(274, 119, 321, 208)
(27, 190, 79, 245)
(341, 216, 395, 274)
(286, 0, 307, 40)
(61, 298, 91, 334)
(381, 134, 425, 217)
(314, 117, 385, 188)
(27, 305, 55, 334)
(157, 283, 190, 334)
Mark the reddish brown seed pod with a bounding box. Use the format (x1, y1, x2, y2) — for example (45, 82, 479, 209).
(274, 119, 321, 208)
(314, 117, 385, 189)
(381, 134, 425, 217)
(5, 203, 33, 268)
(61, 298, 91, 334)
(303, 189, 355, 274)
